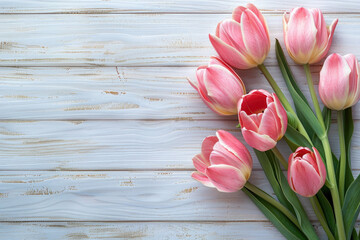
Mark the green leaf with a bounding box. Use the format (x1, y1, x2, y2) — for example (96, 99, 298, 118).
(275, 40, 325, 140)
(316, 190, 336, 235)
(268, 150, 320, 240)
(342, 174, 360, 240)
(285, 124, 312, 149)
(344, 108, 355, 190)
(322, 107, 332, 134)
(243, 188, 307, 240)
(274, 39, 310, 107)
(254, 149, 294, 213)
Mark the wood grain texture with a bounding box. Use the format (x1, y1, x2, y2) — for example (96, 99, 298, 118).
(0, 120, 359, 171)
(0, 13, 355, 67)
(0, 222, 331, 240)
(0, 66, 359, 120)
(1, 0, 359, 14)
(0, 170, 322, 221)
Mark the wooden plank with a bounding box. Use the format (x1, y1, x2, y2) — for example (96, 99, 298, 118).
(0, 170, 321, 221)
(0, 66, 359, 120)
(0, 221, 330, 240)
(1, 0, 359, 14)
(0, 14, 355, 67)
(0, 119, 359, 171)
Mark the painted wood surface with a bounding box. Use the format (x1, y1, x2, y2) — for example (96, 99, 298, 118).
(0, 120, 359, 171)
(1, 0, 359, 13)
(0, 66, 359, 120)
(0, 170, 319, 221)
(1, 0, 360, 239)
(0, 14, 355, 67)
(0, 222, 320, 240)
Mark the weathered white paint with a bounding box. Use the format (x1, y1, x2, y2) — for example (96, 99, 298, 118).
(0, 1, 359, 238)
(0, 0, 359, 13)
(0, 120, 358, 171)
(0, 66, 358, 120)
(0, 14, 355, 67)
(0, 222, 332, 240)
(0, 170, 320, 221)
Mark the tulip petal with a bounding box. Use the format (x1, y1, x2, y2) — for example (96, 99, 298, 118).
(272, 94, 288, 136)
(246, 3, 269, 37)
(206, 164, 247, 192)
(239, 111, 259, 132)
(209, 34, 257, 69)
(344, 54, 360, 108)
(289, 159, 323, 197)
(204, 65, 246, 110)
(312, 147, 326, 184)
(201, 135, 219, 161)
(192, 171, 215, 188)
(232, 6, 246, 22)
(240, 9, 270, 64)
(258, 103, 281, 140)
(319, 53, 351, 110)
(310, 8, 328, 51)
(239, 90, 268, 115)
(215, 130, 252, 168)
(192, 153, 209, 174)
(241, 128, 277, 151)
(309, 18, 338, 64)
(285, 7, 317, 64)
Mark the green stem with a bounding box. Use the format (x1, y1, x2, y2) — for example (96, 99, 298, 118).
(310, 196, 335, 240)
(338, 110, 346, 204)
(322, 136, 346, 240)
(304, 64, 325, 130)
(304, 63, 346, 239)
(244, 182, 300, 229)
(258, 64, 312, 143)
(271, 147, 288, 169)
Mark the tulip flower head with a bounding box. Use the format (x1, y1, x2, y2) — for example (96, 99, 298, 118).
(288, 147, 326, 197)
(209, 4, 270, 69)
(237, 90, 287, 151)
(192, 130, 253, 192)
(188, 56, 246, 115)
(283, 7, 338, 64)
(319, 53, 360, 110)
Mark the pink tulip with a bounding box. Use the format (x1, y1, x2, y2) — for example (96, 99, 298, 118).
(288, 147, 326, 197)
(209, 4, 270, 69)
(192, 130, 252, 192)
(237, 90, 287, 151)
(283, 7, 338, 64)
(319, 53, 360, 110)
(188, 56, 246, 115)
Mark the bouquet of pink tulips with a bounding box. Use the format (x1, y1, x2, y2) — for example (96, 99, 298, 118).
(188, 4, 360, 240)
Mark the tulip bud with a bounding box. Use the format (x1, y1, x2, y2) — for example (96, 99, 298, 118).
(209, 4, 270, 69)
(188, 56, 246, 115)
(237, 90, 287, 151)
(288, 147, 326, 197)
(192, 130, 253, 192)
(319, 53, 360, 110)
(283, 7, 338, 64)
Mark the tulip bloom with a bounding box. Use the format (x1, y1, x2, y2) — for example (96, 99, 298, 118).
(288, 147, 326, 197)
(283, 7, 338, 64)
(188, 56, 246, 115)
(192, 130, 252, 192)
(237, 90, 287, 151)
(319, 53, 360, 110)
(209, 4, 270, 69)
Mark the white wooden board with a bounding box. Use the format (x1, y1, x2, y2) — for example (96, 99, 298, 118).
(0, 66, 358, 120)
(1, 0, 360, 238)
(0, 0, 359, 13)
(0, 14, 356, 67)
(0, 170, 321, 221)
(0, 120, 359, 171)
